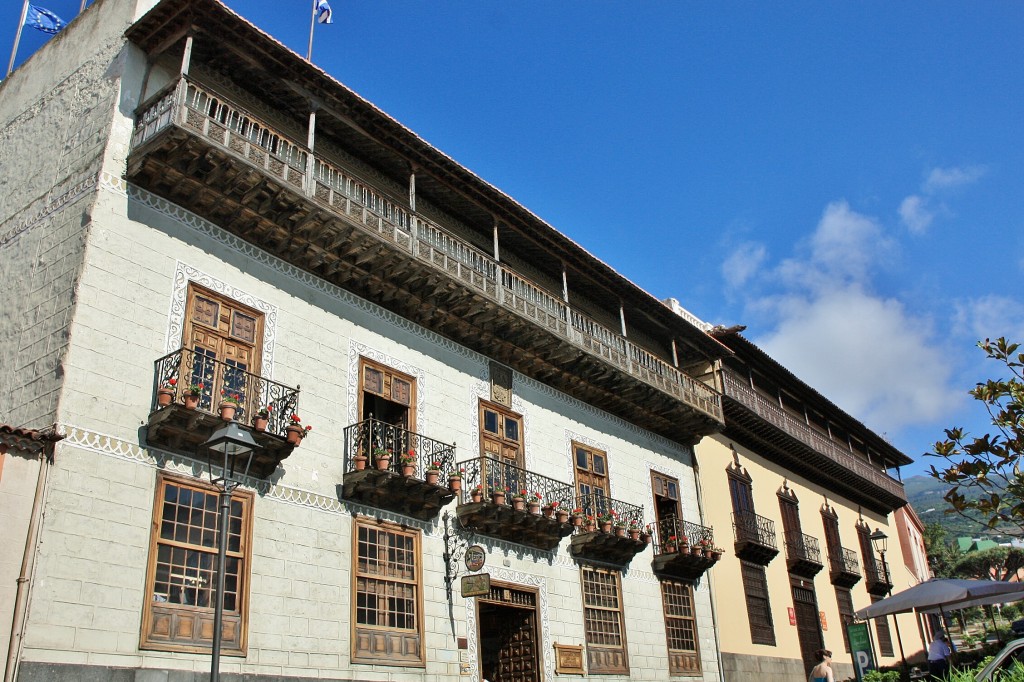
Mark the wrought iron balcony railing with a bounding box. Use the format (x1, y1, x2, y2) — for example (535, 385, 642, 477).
(654, 517, 715, 555)
(733, 511, 778, 549)
(153, 348, 299, 437)
(865, 556, 893, 595)
(721, 369, 903, 499)
(829, 548, 861, 578)
(785, 530, 823, 565)
(131, 76, 723, 424)
(343, 418, 456, 478)
(457, 455, 575, 509)
(573, 492, 644, 533)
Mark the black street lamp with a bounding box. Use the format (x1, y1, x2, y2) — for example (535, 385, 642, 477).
(870, 528, 907, 669)
(203, 423, 259, 682)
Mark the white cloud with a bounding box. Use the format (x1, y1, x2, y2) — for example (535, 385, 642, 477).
(732, 202, 960, 434)
(898, 195, 934, 235)
(756, 289, 958, 431)
(721, 241, 767, 288)
(924, 165, 986, 193)
(952, 295, 1024, 343)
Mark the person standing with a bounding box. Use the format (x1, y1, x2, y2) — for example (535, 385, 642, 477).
(928, 633, 952, 679)
(808, 649, 835, 682)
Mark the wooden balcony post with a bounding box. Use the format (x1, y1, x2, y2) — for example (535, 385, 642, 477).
(408, 168, 416, 212)
(561, 264, 569, 303)
(492, 220, 500, 262)
(180, 34, 193, 76)
(304, 107, 317, 197)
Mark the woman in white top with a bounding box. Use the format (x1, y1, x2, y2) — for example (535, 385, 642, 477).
(808, 649, 835, 682)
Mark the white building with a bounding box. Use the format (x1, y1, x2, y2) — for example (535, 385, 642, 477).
(0, 0, 734, 680)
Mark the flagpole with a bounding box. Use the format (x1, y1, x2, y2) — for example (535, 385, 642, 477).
(7, 0, 31, 77)
(306, 2, 316, 61)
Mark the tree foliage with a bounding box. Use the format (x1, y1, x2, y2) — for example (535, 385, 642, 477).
(951, 546, 1024, 582)
(923, 522, 962, 578)
(929, 338, 1024, 537)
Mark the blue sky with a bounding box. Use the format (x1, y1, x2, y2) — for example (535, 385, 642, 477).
(9, 1, 1024, 478)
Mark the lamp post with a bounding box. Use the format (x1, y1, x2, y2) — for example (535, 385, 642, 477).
(870, 528, 907, 669)
(203, 423, 259, 682)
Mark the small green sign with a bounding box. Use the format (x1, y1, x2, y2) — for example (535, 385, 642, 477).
(847, 622, 876, 682)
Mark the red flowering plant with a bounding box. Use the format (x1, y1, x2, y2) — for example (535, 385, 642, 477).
(256, 404, 273, 419)
(220, 389, 242, 405)
(162, 377, 178, 390)
(186, 381, 204, 395)
(427, 460, 441, 471)
(400, 448, 416, 465)
(289, 414, 313, 438)
(512, 488, 529, 500)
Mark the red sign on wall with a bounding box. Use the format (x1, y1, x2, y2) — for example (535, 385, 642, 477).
(788, 607, 796, 625)
(820, 611, 828, 630)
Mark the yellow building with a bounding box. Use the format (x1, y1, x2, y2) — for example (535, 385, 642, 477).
(696, 328, 926, 681)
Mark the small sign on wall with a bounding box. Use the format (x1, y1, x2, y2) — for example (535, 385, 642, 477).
(461, 573, 490, 597)
(788, 607, 796, 626)
(820, 611, 828, 630)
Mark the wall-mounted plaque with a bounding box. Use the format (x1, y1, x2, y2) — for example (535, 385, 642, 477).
(554, 643, 585, 675)
(461, 573, 490, 598)
(464, 545, 486, 572)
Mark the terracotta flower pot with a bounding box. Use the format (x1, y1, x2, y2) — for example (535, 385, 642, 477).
(664, 543, 677, 554)
(512, 497, 526, 511)
(252, 416, 269, 432)
(584, 521, 596, 533)
(375, 455, 392, 471)
(600, 521, 613, 534)
(614, 526, 626, 538)
(628, 529, 641, 541)
(218, 403, 237, 421)
(571, 514, 583, 527)
(425, 470, 439, 485)
(157, 388, 174, 407)
(492, 491, 506, 505)
(402, 464, 415, 477)
(470, 490, 483, 503)
(286, 424, 304, 446)
(352, 455, 368, 471)
(448, 475, 463, 493)
(556, 509, 569, 524)
(183, 393, 200, 410)
(541, 504, 554, 518)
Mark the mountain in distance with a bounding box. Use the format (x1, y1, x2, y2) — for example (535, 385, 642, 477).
(902, 474, 1019, 542)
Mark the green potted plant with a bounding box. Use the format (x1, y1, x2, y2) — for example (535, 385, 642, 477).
(218, 389, 241, 421)
(286, 414, 312, 446)
(157, 378, 176, 407)
(400, 449, 417, 477)
(182, 381, 204, 409)
(373, 446, 393, 470)
(252, 404, 271, 432)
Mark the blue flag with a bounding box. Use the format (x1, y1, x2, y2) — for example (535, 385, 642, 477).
(26, 5, 66, 34)
(315, 0, 332, 24)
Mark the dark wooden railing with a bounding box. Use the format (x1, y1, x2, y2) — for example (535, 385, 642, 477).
(733, 511, 778, 550)
(132, 77, 723, 424)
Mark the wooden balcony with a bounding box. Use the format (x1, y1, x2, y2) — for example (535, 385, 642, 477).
(720, 369, 906, 514)
(828, 548, 862, 588)
(865, 557, 894, 597)
(651, 518, 721, 581)
(146, 348, 299, 478)
(784, 531, 824, 579)
(732, 511, 779, 565)
(454, 457, 574, 551)
(569, 494, 648, 566)
(125, 75, 724, 446)
(341, 418, 456, 520)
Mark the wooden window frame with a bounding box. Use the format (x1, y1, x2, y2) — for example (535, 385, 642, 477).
(740, 561, 776, 646)
(350, 518, 424, 667)
(661, 579, 701, 676)
(479, 400, 524, 467)
(726, 464, 755, 515)
(580, 567, 629, 675)
(358, 357, 417, 428)
(140, 472, 254, 655)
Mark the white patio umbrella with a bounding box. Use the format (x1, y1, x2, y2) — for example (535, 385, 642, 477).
(855, 579, 1024, 620)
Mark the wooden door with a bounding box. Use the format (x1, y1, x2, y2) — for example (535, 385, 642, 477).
(478, 587, 540, 682)
(573, 443, 609, 518)
(480, 402, 523, 494)
(183, 286, 262, 419)
(791, 579, 824, 675)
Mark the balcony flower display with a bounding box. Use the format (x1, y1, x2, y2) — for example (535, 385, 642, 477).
(528, 491, 542, 515)
(157, 377, 177, 407)
(425, 460, 441, 485)
(252, 404, 271, 432)
(286, 414, 312, 446)
(182, 381, 203, 409)
(400, 449, 416, 477)
(373, 447, 393, 470)
(218, 390, 242, 421)
(448, 467, 465, 493)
